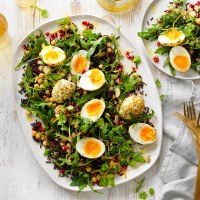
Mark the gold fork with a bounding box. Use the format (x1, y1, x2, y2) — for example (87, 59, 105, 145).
(174, 101, 200, 200)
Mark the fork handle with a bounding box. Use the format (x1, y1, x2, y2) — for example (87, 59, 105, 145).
(194, 160, 200, 200)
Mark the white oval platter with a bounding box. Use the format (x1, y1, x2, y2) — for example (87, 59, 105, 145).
(12, 15, 162, 191)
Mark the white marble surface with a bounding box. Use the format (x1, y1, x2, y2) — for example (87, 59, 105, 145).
(0, 0, 173, 199)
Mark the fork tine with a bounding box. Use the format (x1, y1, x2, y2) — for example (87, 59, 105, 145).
(184, 103, 187, 116)
(190, 101, 196, 119)
(186, 103, 191, 118)
(198, 112, 200, 127)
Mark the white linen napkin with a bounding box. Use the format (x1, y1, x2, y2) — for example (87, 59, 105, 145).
(159, 78, 200, 200)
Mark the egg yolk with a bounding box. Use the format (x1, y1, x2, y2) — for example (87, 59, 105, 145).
(140, 126, 156, 142)
(84, 140, 101, 157)
(86, 101, 103, 116)
(73, 56, 87, 73)
(90, 69, 104, 86)
(173, 55, 190, 71)
(165, 29, 182, 40)
(44, 50, 60, 62)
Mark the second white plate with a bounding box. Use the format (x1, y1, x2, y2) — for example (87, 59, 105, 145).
(141, 0, 200, 80)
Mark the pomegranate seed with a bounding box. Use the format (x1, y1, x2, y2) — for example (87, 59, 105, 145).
(59, 29, 64, 34)
(75, 130, 78, 134)
(196, 13, 199, 18)
(51, 34, 55, 39)
(46, 32, 50, 36)
(62, 146, 68, 151)
(119, 120, 124, 125)
(153, 56, 159, 63)
(55, 32, 58, 37)
(125, 51, 134, 60)
(59, 169, 65, 174)
(36, 35, 40, 39)
(22, 44, 27, 49)
(157, 19, 162, 23)
(157, 41, 161, 47)
(189, 4, 194, 8)
(82, 69, 85, 74)
(175, 3, 179, 7)
(197, 1, 200, 6)
(88, 23, 94, 29)
(59, 36, 62, 40)
(82, 21, 89, 26)
(132, 67, 136, 72)
(119, 68, 123, 74)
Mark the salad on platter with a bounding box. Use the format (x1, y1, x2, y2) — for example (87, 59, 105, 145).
(16, 16, 157, 191)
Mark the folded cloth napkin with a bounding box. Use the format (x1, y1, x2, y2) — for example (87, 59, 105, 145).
(159, 78, 200, 200)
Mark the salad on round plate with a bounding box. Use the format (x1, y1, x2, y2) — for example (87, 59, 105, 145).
(15, 16, 158, 192)
(139, 0, 200, 78)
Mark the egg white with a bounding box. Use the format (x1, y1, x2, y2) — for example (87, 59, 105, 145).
(79, 69, 106, 91)
(129, 123, 156, 145)
(158, 29, 185, 46)
(81, 99, 105, 122)
(76, 137, 105, 159)
(40, 45, 66, 66)
(169, 46, 191, 72)
(71, 50, 90, 76)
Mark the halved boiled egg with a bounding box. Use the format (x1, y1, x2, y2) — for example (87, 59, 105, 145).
(158, 29, 185, 46)
(79, 69, 106, 91)
(169, 46, 191, 72)
(129, 123, 156, 145)
(40, 45, 66, 66)
(76, 137, 105, 159)
(81, 99, 105, 122)
(71, 50, 90, 76)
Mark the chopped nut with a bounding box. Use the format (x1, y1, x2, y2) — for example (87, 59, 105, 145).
(114, 115, 119, 125)
(115, 88, 120, 98)
(194, 5, 199, 12)
(189, 11, 196, 17)
(144, 156, 151, 163)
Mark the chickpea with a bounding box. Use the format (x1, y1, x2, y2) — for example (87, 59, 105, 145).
(98, 64, 103, 69)
(72, 132, 76, 139)
(52, 103, 57, 108)
(51, 40, 56, 45)
(66, 143, 71, 149)
(39, 84, 44, 88)
(38, 65, 43, 71)
(50, 97, 54, 102)
(195, 18, 200, 25)
(36, 133, 41, 139)
(60, 142, 65, 147)
(74, 123, 79, 128)
(45, 90, 50, 95)
(66, 149, 71, 153)
(39, 73, 45, 78)
(43, 141, 48, 147)
(61, 137, 67, 142)
(106, 42, 112, 48)
(38, 79, 43, 84)
(92, 177, 97, 183)
(32, 131, 37, 137)
(25, 50, 29, 54)
(35, 76, 39, 82)
(41, 135, 47, 141)
(34, 84, 39, 88)
(107, 47, 112, 53)
(86, 167, 92, 172)
(45, 97, 50, 102)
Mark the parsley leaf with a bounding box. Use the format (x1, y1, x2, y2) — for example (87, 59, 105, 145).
(134, 55, 141, 64)
(155, 79, 161, 88)
(149, 188, 155, 196)
(160, 94, 166, 101)
(139, 191, 147, 200)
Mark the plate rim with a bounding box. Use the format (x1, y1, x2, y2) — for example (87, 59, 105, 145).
(12, 14, 163, 192)
(141, 0, 200, 80)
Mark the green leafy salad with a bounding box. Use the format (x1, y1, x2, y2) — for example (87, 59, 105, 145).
(16, 17, 156, 191)
(138, 0, 200, 76)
